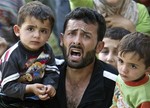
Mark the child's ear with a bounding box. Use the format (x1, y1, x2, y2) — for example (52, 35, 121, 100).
(96, 41, 104, 54)
(13, 25, 20, 37)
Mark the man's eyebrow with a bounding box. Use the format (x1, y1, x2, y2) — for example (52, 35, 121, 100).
(67, 28, 92, 35)
(78, 29, 92, 36)
(81, 30, 91, 34)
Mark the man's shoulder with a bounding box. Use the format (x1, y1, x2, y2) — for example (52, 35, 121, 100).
(95, 60, 118, 91)
(96, 59, 118, 73)
(96, 59, 118, 81)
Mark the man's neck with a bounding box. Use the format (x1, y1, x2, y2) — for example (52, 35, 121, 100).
(66, 61, 94, 84)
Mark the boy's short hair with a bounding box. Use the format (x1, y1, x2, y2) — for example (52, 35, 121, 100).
(17, 1, 55, 28)
(118, 32, 150, 68)
(105, 27, 131, 40)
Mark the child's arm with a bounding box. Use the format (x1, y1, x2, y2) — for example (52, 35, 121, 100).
(42, 44, 60, 90)
(0, 48, 26, 100)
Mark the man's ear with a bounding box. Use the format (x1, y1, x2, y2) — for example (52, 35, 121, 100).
(60, 33, 64, 47)
(13, 25, 20, 37)
(96, 41, 104, 54)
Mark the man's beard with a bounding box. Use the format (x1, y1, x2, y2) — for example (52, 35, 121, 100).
(62, 45, 96, 69)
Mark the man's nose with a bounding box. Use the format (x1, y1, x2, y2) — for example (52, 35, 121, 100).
(73, 34, 82, 45)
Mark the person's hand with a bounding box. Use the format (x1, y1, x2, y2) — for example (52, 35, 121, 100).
(105, 15, 136, 32)
(26, 83, 50, 100)
(45, 85, 56, 97)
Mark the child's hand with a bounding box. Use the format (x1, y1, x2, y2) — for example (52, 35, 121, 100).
(26, 83, 50, 100)
(45, 85, 56, 97)
(38, 86, 50, 100)
(105, 15, 136, 32)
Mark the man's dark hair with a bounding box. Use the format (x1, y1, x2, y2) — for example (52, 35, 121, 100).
(63, 7, 106, 41)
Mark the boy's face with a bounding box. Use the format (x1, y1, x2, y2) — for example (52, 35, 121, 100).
(117, 52, 148, 82)
(14, 16, 52, 51)
(98, 38, 120, 68)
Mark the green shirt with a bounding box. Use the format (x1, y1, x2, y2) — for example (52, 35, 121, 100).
(136, 3, 150, 35)
(69, 1, 150, 35)
(111, 75, 150, 108)
(69, 0, 93, 10)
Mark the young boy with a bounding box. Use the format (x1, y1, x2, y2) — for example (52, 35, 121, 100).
(0, 1, 59, 108)
(111, 32, 150, 108)
(98, 27, 131, 68)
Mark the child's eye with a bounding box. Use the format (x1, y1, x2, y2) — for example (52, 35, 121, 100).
(101, 49, 109, 54)
(118, 58, 123, 64)
(131, 64, 137, 69)
(40, 29, 48, 34)
(27, 27, 34, 31)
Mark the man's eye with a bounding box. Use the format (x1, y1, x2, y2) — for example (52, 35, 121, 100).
(83, 34, 89, 38)
(66, 32, 76, 37)
(69, 31, 75, 36)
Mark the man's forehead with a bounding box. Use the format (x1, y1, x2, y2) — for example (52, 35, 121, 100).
(66, 19, 97, 32)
